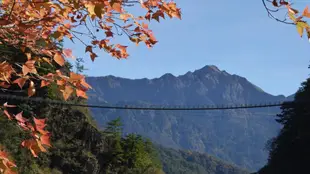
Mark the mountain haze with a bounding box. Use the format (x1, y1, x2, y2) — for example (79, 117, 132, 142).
(86, 65, 291, 171)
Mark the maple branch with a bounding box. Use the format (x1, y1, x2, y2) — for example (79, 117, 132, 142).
(113, 23, 131, 37)
(83, 21, 97, 39)
(68, 29, 89, 36)
(114, 23, 124, 36)
(60, 23, 95, 40)
(262, 0, 295, 25)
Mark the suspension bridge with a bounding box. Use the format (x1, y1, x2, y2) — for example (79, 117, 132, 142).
(0, 93, 300, 111)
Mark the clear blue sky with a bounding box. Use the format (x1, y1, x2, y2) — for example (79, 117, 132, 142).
(64, 0, 310, 96)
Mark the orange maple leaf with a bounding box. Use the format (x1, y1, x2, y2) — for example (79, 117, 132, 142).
(303, 6, 310, 18)
(41, 80, 50, 88)
(110, 1, 122, 13)
(76, 89, 88, 99)
(22, 60, 37, 76)
(21, 139, 47, 158)
(15, 112, 27, 124)
(33, 117, 50, 135)
(80, 80, 92, 89)
(53, 52, 65, 66)
(40, 134, 52, 147)
(69, 72, 84, 81)
(13, 78, 28, 89)
(0, 149, 17, 174)
(63, 49, 75, 59)
(62, 85, 74, 100)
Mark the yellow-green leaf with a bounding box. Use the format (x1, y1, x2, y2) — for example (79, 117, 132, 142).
(296, 25, 304, 37)
(297, 21, 308, 28)
(296, 22, 308, 37)
(288, 12, 296, 21)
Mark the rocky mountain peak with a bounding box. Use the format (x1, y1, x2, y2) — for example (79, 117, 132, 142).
(193, 65, 223, 75)
(160, 73, 176, 80)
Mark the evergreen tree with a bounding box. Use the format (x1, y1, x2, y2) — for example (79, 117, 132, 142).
(75, 58, 88, 75)
(102, 117, 124, 173)
(259, 75, 310, 173)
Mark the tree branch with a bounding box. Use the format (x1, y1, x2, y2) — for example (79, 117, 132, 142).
(262, 0, 295, 25)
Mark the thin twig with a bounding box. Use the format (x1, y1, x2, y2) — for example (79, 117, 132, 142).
(70, 31, 88, 46)
(113, 23, 132, 37)
(262, 0, 295, 25)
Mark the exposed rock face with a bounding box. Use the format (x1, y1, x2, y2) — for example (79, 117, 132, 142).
(86, 65, 291, 171)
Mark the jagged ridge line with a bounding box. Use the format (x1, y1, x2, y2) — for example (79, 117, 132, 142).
(0, 93, 299, 110)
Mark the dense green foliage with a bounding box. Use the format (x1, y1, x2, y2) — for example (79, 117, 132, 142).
(258, 77, 310, 174)
(158, 146, 249, 174)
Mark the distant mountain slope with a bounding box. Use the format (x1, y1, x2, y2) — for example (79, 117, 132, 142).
(286, 94, 295, 100)
(86, 65, 289, 171)
(157, 145, 249, 174)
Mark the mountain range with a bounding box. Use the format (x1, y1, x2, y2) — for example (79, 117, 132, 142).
(85, 65, 294, 171)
